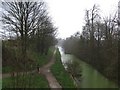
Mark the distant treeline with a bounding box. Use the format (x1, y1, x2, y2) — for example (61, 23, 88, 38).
(63, 4, 119, 86)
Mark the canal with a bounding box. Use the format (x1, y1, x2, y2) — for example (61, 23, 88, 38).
(58, 46, 118, 88)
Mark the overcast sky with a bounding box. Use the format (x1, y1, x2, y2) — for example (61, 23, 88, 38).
(0, 0, 119, 39)
(45, 0, 118, 39)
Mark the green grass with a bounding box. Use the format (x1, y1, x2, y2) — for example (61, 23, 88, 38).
(28, 46, 55, 69)
(51, 49, 76, 88)
(28, 51, 48, 69)
(2, 66, 14, 73)
(0, 79, 2, 89)
(2, 46, 56, 88)
(2, 73, 49, 88)
(3, 46, 55, 73)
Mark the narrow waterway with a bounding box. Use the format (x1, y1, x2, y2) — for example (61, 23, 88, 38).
(58, 46, 118, 88)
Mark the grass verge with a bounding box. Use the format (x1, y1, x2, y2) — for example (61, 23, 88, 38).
(2, 73, 49, 88)
(51, 48, 76, 88)
(2, 46, 56, 88)
(27, 46, 55, 69)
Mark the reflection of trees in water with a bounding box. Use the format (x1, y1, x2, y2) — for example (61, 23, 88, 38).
(65, 60, 82, 87)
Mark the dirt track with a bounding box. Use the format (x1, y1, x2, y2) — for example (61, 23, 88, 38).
(2, 48, 62, 88)
(39, 49, 62, 88)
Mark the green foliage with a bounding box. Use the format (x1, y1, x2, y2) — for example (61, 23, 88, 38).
(27, 46, 55, 69)
(51, 49, 76, 88)
(27, 50, 48, 69)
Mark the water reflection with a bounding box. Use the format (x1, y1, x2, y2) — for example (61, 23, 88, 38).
(58, 46, 118, 88)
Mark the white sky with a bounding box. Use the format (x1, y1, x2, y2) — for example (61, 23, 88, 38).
(45, 0, 119, 39)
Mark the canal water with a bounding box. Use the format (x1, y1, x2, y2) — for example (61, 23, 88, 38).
(58, 46, 118, 88)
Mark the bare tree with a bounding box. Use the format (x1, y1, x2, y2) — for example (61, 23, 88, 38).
(2, 1, 47, 60)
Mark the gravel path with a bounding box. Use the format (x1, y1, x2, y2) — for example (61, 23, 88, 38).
(2, 48, 62, 88)
(39, 49, 62, 88)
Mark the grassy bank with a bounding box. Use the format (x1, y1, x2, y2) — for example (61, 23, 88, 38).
(3, 46, 55, 73)
(51, 49, 76, 88)
(2, 73, 49, 88)
(2, 46, 55, 88)
(27, 46, 55, 70)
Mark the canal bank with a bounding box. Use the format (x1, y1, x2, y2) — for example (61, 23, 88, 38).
(58, 46, 118, 88)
